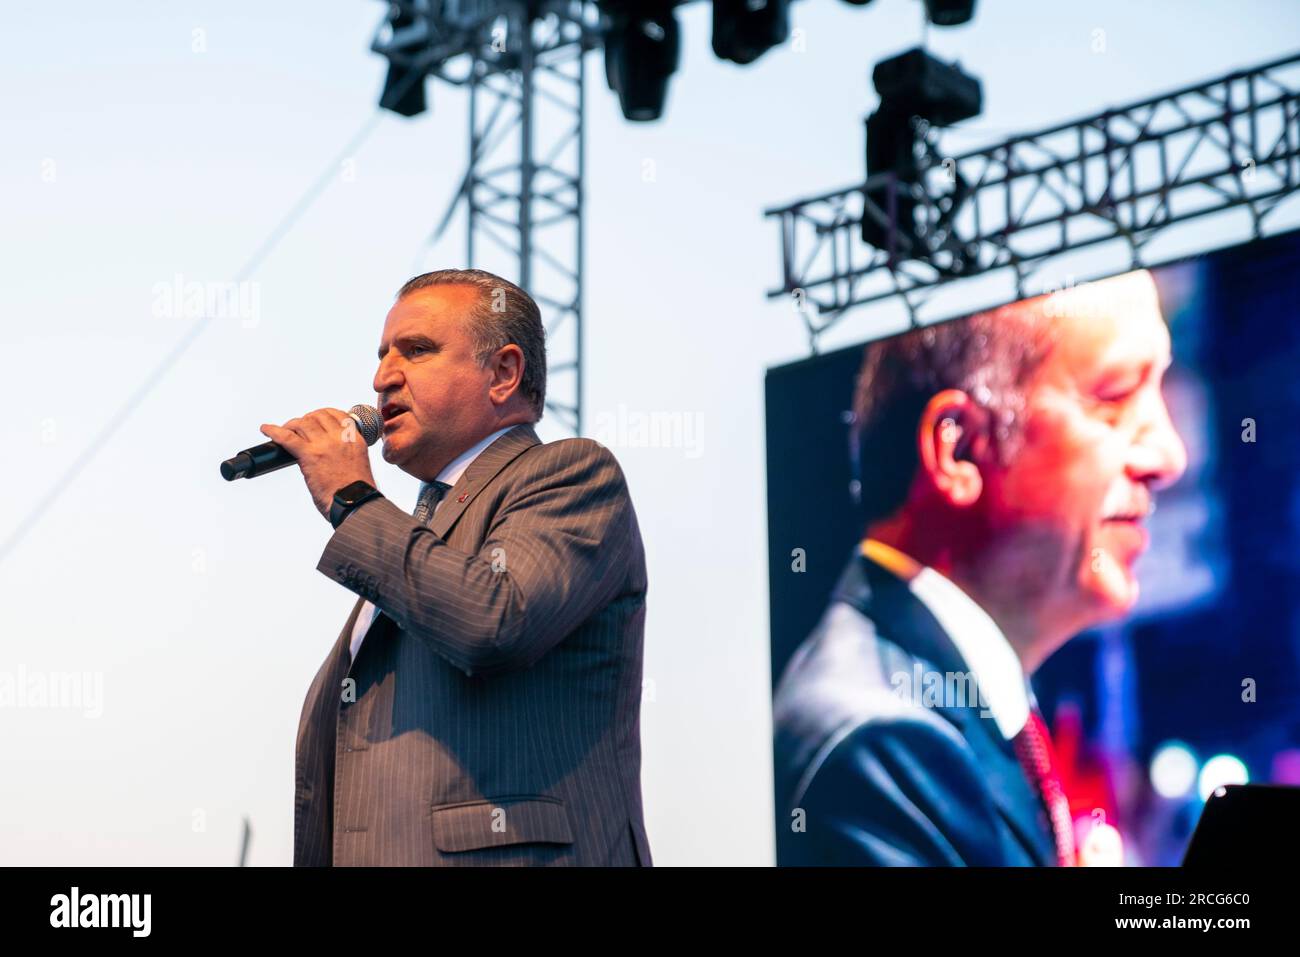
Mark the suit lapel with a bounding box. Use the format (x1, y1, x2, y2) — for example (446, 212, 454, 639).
(837, 555, 967, 676)
(345, 426, 542, 676)
(298, 599, 360, 756)
(310, 596, 365, 687)
(839, 550, 1058, 866)
(956, 703, 1057, 865)
(296, 595, 364, 860)
(428, 424, 541, 540)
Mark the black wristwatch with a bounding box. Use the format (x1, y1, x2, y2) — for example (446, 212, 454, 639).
(330, 480, 383, 529)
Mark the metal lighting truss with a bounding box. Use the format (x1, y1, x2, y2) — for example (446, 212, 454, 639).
(766, 51, 1300, 350)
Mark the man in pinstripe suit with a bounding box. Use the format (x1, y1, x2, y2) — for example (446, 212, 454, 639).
(261, 268, 650, 866)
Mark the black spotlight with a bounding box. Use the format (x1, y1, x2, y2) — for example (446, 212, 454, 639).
(380, 63, 428, 117)
(712, 0, 790, 66)
(862, 106, 920, 253)
(871, 47, 981, 125)
(923, 0, 977, 27)
(378, 4, 429, 117)
(862, 48, 982, 253)
(603, 3, 682, 121)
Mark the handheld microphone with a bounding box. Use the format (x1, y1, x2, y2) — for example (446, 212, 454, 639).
(220, 404, 382, 481)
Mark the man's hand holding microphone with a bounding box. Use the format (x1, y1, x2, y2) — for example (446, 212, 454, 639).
(258, 408, 378, 521)
(221, 404, 383, 523)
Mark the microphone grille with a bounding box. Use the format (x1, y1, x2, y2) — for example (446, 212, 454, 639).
(349, 404, 382, 446)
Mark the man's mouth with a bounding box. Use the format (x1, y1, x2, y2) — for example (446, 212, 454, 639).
(380, 402, 410, 428)
(1102, 518, 1150, 552)
(1100, 485, 1152, 525)
(1097, 488, 1155, 562)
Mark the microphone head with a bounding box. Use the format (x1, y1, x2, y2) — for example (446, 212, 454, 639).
(349, 404, 382, 446)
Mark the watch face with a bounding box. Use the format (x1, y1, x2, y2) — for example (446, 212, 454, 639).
(337, 481, 375, 505)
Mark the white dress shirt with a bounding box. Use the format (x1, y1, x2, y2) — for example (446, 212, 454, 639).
(862, 538, 1031, 740)
(346, 425, 516, 663)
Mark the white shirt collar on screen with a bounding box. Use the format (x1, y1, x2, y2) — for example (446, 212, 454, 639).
(862, 538, 1031, 740)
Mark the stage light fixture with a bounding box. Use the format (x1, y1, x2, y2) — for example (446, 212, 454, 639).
(871, 47, 982, 126)
(861, 47, 982, 254)
(923, 0, 977, 27)
(381, 64, 428, 117)
(378, 4, 430, 117)
(712, 0, 790, 66)
(603, 3, 682, 121)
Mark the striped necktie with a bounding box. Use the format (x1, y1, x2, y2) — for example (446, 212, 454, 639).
(412, 480, 452, 525)
(1012, 707, 1077, 866)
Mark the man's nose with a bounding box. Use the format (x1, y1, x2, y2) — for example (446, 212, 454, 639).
(373, 354, 401, 395)
(1127, 393, 1188, 491)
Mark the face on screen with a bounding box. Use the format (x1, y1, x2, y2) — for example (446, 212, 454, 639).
(980, 270, 1188, 627)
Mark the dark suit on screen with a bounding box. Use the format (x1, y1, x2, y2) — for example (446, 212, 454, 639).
(773, 548, 1058, 866)
(294, 424, 651, 866)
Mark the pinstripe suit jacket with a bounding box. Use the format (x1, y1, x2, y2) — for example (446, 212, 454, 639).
(293, 424, 651, 866)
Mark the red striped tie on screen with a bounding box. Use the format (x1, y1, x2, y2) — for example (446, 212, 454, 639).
(1012, 708, 1077, 867)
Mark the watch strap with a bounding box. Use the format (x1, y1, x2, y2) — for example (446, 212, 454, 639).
(330, 482, 382, 529)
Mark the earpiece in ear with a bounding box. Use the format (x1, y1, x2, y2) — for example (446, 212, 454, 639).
(940, 416, 969, 460)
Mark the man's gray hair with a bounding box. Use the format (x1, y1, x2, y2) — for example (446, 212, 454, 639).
(396, 268, 547, 421)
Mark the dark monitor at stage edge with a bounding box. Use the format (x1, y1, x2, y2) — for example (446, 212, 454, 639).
(1182, 784, 1300, 866)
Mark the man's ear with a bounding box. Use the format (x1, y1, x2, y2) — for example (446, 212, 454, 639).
(916, 389, 989, 508)
(486, 344, 525, 408)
